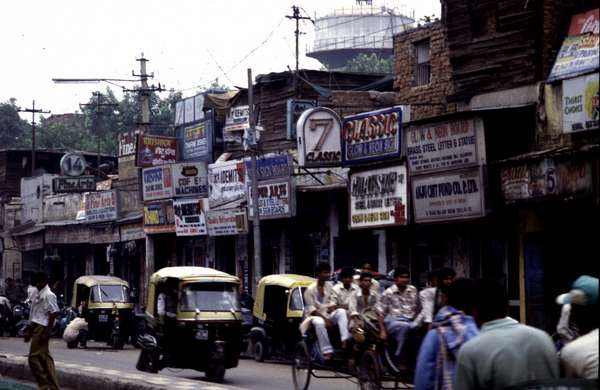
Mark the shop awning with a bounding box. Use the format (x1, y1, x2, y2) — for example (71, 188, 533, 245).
(11, 224, 45, 237)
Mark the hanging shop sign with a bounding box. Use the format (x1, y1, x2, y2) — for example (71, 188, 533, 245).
(224, 105, 250, 133)
(562, 74, 599, 133)
(548, 33, 599, 82)
(118, 131, 138, 162)
(407, 118, 482, 174)
(244, 153, 292, 182)
(342, 107, 402, 166)
(296, 107, 343, 168)
(206, 208, 249, 236)
(52, 176, 96, 193)
(119, 223, 145, 242)
(248, 179, 295, 220)
(142, 165, 174, 201)
(172, 162, 209, 198)
(175, 94, 205, 126)
(177, 111, 214, 161)
(412, 167, 485, 223)
(143, 200, 175, 234)
(136, 134, 178, 167)
(174, 198, 209, 236)
(501, 158, 593, 202)
(569, 9, 599, 36)
(287, 99, 316, 139)
(349, 165, 408, 229)
(208, 160, 247, 209)
(60, 153, 86, 177)
(85, 190, 118, 223)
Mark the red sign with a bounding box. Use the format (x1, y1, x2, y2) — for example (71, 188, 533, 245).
(569, 9, 599, 36)
(136, 135, 178, 167)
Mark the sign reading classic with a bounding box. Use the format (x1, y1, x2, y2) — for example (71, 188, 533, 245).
(342, 107, 402, 166)
(296, 107, 342, 167)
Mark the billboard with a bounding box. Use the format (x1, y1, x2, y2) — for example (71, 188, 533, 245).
(174, 198, 209, 236)
(85, 190, 118, 223)
(208, 160, 247, 209)
(172, 162, 209, 198)
(562, 74, 599, 133)
(206, 208, 248, 236)
(136, 134, 178, 167)
(142, 165, 174, 201)
(296, 107, 342, 168)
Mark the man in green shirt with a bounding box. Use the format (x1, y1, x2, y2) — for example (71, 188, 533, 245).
(454, 281, 558, 390)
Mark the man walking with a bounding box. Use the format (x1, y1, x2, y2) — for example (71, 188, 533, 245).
(25, 272, 60, 390)
(455, 280, 558, 390)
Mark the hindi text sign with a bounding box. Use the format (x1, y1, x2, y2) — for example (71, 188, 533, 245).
(174, 198, 208, 236)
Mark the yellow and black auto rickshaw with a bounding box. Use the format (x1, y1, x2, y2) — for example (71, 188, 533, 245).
(136, 266, 242, 383)
(70, 275, 133, 349)
(250, 274, 315, 362)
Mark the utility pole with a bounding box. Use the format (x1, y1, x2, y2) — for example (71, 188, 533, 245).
(125, 53, 165, 134)
(18, 100, 50, 176)
(286, 6, 313, 95)
(79, 92, 118, 173)
(248, 68, 262, 293)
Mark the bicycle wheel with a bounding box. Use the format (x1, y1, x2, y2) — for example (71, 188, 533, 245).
(292, 341, 312, 390)
(359, 350, 381, 390)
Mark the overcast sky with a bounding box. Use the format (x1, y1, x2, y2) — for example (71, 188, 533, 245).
(2, 0, 440, 120)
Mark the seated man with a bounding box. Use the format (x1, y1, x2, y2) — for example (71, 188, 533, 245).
(377, 266, 419, 357)
(303, 262, 351, 360)
(353, 262, 380, 293)
(349, 271, 380, 332)
(329, 267, 357, 337)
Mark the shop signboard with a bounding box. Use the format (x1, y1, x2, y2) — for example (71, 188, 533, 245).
(562, 74, 599, 133)
(548, 34, 599, 82)
(224, 105, 250, 133)
(142, 165, 174, 201)
(407, 118, 481, 174)
(143, 200, 175, 234)
(349, 165, 408, 229)
(206, 208, 248, 236)
(177, 111, 214, 161)
(173, 198, 209, 236)
(412, 168, 485, 223)
(244, 153, 292, 182)
(85, 190, 118, 223)
(136, 134, 178, 167)
(342, 107, 402, 166)
(501, 159, 593, 202)
(568, 9, 599, 36)
(118, 131, 138, 163)
(172, 162, 209, 198)
(296, 107, 343, 167)
(119, 223, 145, 242)
(248, 179, 295, 220)
(208, 160, 247, 209)
(287, 99, 316, 139)
(52, 176, 96, 193)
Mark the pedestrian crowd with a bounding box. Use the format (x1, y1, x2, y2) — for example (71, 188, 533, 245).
(302, 262, 598, 389)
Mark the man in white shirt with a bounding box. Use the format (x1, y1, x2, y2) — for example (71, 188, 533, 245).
(25, 272, 60, 390)
(556, 275, 598, 379)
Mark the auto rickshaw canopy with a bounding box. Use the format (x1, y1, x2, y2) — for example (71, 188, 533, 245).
(149, 266, 240, 284)
(71, 275, 130, 309)
(253, 274, 315, 320)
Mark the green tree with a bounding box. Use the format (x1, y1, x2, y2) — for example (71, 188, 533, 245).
(343, 53, 394, 74)
(0, 98, 31, 148)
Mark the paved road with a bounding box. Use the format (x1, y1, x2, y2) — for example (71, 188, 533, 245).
(0, 337, 358, 390)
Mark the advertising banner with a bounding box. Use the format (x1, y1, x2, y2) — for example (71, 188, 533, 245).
(407, 118, 479, 174)
(562, 74, 599, 133)
(224, 105, 250, 132)
(142, 165, 174, 201)
(568, 9, 599, 36)
(206, 208, 248, 236)
(208, 160, 247, 209)
(296, 107, 342, 167)
(174, 198, 208, 236)
(349, 165, 408, 229)
(412, 168, 485, 223)
(172, 162, 209, 198)
(118, 131, 137, 163)
(52, 176, 96, 193)
(143, 200, 175, 234)
(177, 111, 214, 161)
(85, 190, 118, 223)
(136, 134, 178, 167)
(244, 154, 292, 182)
(548, 34, 599, 82)
(342, 107, 402, 166)
(248, 179, 294, 220)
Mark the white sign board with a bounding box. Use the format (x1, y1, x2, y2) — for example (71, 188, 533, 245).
(206, 208, 248, 236)
(562, 74, 599, 133)
(224, 105, 250, 132)
(412, 168, 485, 223)
(248, 179, 294, 220)
(86, 190, 118, 223)
(349, 165, 408, 229)
(296, 107, 342, 167)
(172, 162, 209, 198)
(142, 165, 174, 201)
(208, 160, 247, 209)
(60, 153, 86, 177)
(174, 198, 208, 236)
(407, 118, 480, 174)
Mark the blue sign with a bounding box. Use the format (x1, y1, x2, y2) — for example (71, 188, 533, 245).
(341, 107, 402, 166)
(177, 109, 214, 161)
(245, 154, 292, 182)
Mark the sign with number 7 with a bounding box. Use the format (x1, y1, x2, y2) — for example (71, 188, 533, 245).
(296, 107, 342, 168)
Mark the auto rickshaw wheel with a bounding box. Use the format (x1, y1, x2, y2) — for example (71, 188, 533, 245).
(206, 364, 226, 383)
(291, 341, 311, 390)
(136, 349, 159, 374)
(66, 340, 78, 349)
(253, 340, 266, 362)
(359, 350, 382, 390)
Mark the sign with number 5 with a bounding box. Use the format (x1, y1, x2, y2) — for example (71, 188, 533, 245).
(296, 107, 342, 168)
(60, 153, 86, 177)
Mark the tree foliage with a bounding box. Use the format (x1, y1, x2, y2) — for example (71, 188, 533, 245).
(343, 53, 394, 74)
(0, 99, 31, 148)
